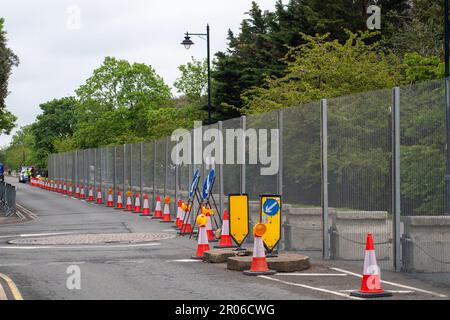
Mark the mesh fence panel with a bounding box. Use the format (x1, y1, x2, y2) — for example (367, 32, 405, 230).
(328, 89, 393, 270)
(222, 117, 242, 198)
(143, 141, 154, 195)
(116, 145, 124, 195)
(155, 138, 165, 195)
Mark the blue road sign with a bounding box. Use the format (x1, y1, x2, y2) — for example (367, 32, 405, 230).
(202, 169, 215, 200)
(189, 169, 200, 199)
(262, 198, 280, 217)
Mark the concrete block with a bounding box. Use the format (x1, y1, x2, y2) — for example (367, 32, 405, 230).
(227, 254, 311, 272)
(202, 248, 252, 263)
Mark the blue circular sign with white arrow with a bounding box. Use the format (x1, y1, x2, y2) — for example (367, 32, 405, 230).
(189, 169, 200, 199)
(262, 198, 280, 217)
(202, 169, 215, 200)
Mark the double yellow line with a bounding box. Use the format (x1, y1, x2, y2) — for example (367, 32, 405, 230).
(0, 273, 23, 300)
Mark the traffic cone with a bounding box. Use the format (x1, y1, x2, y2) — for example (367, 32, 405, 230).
(175, 200, 183, 229)
(160, 196, 173, 223)
(350, 234, 392, 298)
(96, 187, 103, 204)
(63, 182, 67, 195)
(152, 195, 163, 219)
(179, 202, 193, 234)
(106, 188, 114, 207)
(75, 184, 80, 198)
(243, 223, 276, 276)
(215, 209, 235, 248)
(204, 207, 217, 242)
(191, 214, 210, 260)
(87, 186, 94, 202)
(140, 194, 151, 216)
(115, 191, 123, 209)
(68, 183, 73, 196)
(133, 193, 141, 213)
(125, 191, 133, 211)
(79, 185, 85, 199)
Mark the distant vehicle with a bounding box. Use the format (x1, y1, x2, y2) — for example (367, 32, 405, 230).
(0, 163, 4, 182)
(19, 166, 31, 183)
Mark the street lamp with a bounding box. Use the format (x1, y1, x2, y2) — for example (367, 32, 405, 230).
(180, 24, 212, 125)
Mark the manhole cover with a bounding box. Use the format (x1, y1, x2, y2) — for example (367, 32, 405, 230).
(8, 233, 175, 245)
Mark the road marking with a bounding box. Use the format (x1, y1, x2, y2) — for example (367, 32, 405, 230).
(0, 232, 75, 239)
(0, 243, 161, 250)
(0, 282, 7, 300)
(276, 273, 347, 277)
(258, 275, 364, 300)
(0, 273, 23, 300)
(169, 259, 202, 263)
(162, 229, 177, 232)
(330, 267, 448, 298)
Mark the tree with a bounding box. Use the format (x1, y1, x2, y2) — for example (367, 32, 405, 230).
(73, 57, 172, 147)
(2, 125, 36, 170)
(31, 97, 77, 168)
(0, 18, 18, 135)
(174, 57, 208, 104)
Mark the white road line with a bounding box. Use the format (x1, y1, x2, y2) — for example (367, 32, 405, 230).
(169, 259, 201, 263)
(258, 275, 364, 300)
(0, 232, 75, 239)
(162, 229, 177, 232)
(0, 243, 161, 250)
(276, 273, 347, 277)
(330, 267, 448, 298)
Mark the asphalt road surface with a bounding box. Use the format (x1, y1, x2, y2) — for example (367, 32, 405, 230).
(1, 177, 449, 300)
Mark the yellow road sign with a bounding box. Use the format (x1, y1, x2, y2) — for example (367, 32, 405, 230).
(260, 195, 282, 252)
(229, 194, 249, 246)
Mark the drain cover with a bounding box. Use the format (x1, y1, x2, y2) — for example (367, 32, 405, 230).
(8, 233, 175, 245)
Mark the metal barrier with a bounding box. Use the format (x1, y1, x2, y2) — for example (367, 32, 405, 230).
(47, 78, 450, 273)
(0, 181, 16, 217)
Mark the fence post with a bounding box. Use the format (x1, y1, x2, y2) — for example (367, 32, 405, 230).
(240, 115, 246, 194)
(321, 99, 330, 260)
(175, 140, 179, 216)
(129, 144, 133, 193)
(278, 110, 290, 251)
(74, 150, 78, 191)
(85, 149, 88, 197)
(218, 121, 224, 217)
(153, 140, 156, 208)
(392, 87, 401, 272)
(164, 137, 168, 200)
(140, 142, 144, 198)
(123, 144, 126, 195)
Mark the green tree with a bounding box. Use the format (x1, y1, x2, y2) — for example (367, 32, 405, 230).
(0, 18, 18, 135)
(2, 125, 36, 170)
(31, 97, 77, 168)
(174, 57, 208, 104)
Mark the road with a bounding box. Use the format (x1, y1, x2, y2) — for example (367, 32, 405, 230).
(0, 177, 449, 300)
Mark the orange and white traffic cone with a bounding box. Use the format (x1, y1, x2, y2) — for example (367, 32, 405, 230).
(125, 191, 133, 211)
(140, 194, 151, 216)
(115, 191, 123, 209)
(106, 188, 114, 207)
(87, 186, 94, 202)
(191, 214, 210, 260)
(174, 200, 183, 229)
(204, 207, 217, 242)
(79, 185, 85, 199)
(152, 195, 163, 219)
(350, 234, 392, 298)
(243, 223, 276, 276)
(215, 209, 235, 248)
(96, 187, 103, 204)
(160, 196, 173, 223)
(133, 193, 141, 213)
(179, 202, 193, 234)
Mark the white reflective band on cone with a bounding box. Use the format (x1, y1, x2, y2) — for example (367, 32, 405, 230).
(135, 196, 140, 206)
(222, 219, 230, 235)
(126, 197, 132, 205)
(363, 250, 380, 275)
(206, 215, 212, 230)
(163, 204, 169, 214)
(253, 236, 266, 258)
(155, 200, 161, 211)
(198, 226, 208, 245)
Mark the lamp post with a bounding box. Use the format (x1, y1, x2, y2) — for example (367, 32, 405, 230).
(181, 24, 212, 125)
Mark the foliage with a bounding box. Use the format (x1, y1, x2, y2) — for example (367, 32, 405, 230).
(173, 57, 208, 104)
(1, 125, 36, 170)
(0, 18, 18, 135)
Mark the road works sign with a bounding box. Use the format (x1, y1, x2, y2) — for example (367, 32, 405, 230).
(189, 169, 200, 199)
(229, 194, 249, 246)
(202, 169, 215, 200)
(260, 195, 282, 252)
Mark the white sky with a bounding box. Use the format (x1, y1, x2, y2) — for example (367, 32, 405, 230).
(0, 0, 282, 147)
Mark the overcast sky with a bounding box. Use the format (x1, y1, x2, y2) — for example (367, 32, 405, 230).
(0, 0, 282, 147)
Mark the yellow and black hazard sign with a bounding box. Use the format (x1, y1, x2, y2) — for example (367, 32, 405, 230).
(260, 195, 282, 252)
(228, 194, 249, 247)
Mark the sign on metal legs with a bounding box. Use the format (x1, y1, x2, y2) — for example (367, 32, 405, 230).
(260, 195, 282, 254)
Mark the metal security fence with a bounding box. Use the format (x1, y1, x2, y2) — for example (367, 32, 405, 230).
(0, 181, 16, 217)
(48, 78, 450, 273)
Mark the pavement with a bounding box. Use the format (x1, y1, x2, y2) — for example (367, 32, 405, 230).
(1, 176, 450, 300)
